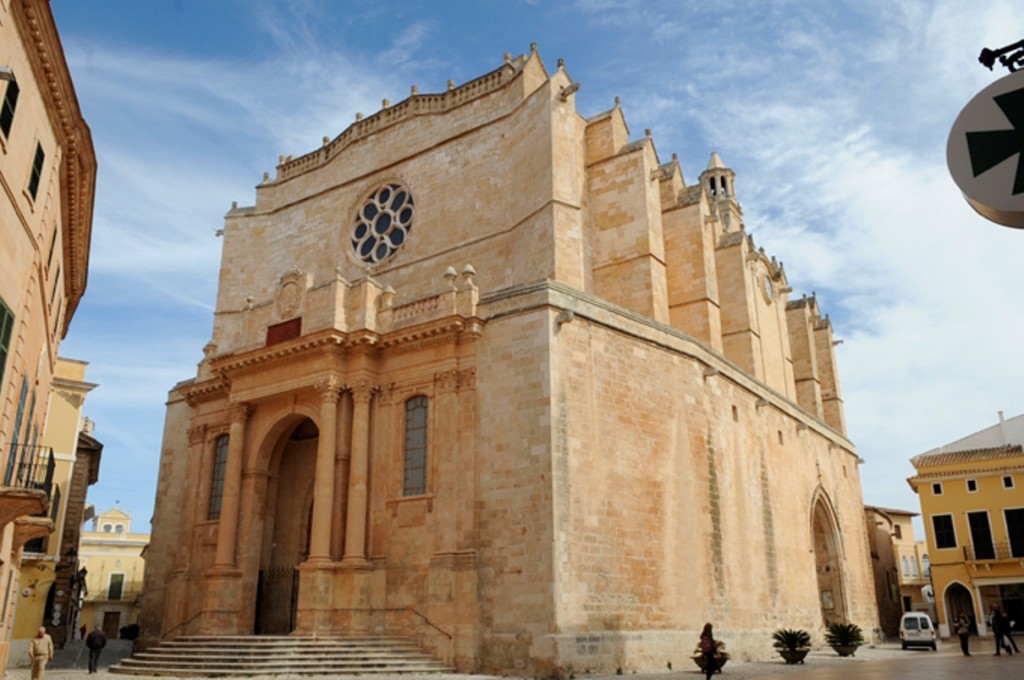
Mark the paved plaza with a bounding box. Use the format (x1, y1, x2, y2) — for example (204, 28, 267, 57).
(3, 640, 1019, 680)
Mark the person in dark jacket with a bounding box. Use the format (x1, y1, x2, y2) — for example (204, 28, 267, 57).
(85, 626, 107, 674)
(699, 622, 717, 680)
(953, 611, 971, 656)
(992, 607, 1013, 656)
(999, 609, 1020, 653)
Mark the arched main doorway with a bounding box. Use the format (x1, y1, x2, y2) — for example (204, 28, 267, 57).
(811, 496, 847, 627)
(944, 582, 975, 634)
(255, 418, 318, 634)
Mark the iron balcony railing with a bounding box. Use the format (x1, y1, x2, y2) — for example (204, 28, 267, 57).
(1, 443, 55, 499)
(964, 542, 1024, 561)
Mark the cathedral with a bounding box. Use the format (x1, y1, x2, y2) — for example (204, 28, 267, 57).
(141, 46, 877, 674)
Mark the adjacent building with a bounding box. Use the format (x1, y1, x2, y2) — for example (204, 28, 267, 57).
(0, 0, 95, 670)
(79, 508, 147, 639)
(887, 508, 934, 620)
(143, 47, 876, 674)
(908, 412, 1024, 637)
(863, 506, 902, 637)
(863, 506, 934, 638)
(10, 357, 99, 658)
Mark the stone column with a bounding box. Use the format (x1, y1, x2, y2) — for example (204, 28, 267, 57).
(331, 391, 352, 560)
(308, 377, 340, 562)
(342, 383, 373, 563)
(213, 402, 251, 569)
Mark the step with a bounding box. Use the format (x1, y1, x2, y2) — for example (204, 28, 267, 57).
(109, 634, 453, 677)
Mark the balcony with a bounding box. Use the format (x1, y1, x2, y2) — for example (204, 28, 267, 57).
(963, 542, 1024, 562)
(0, 446, 55, 528)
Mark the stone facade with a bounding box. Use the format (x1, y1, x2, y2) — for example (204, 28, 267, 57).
(143, 47, 876, 674)
(0, 0, 95, 671)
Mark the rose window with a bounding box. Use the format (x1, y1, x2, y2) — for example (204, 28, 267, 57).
(352, 183, 413, 264)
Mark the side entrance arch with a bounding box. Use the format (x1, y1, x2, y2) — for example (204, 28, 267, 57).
(254, 417, 318, 634)
(811, 494, 848, 627)
(943, 582, 975, 634)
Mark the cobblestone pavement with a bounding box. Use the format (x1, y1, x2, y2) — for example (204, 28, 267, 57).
(4, 641, 1019, 680)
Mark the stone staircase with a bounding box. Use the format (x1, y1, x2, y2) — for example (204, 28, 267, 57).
(109, 635, 455, 677)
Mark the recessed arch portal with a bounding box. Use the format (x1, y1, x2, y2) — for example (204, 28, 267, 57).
(811, 492, 847, 627)
(254, 416, 319, 634)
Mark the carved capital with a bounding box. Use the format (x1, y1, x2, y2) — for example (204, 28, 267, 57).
(348, 381, 377, 404)
(226, 402, 253, 425)
(187, 424, 208, 446)
(314, 376, 343, 403)
(434, 367, 476, 392)
(434, 369, 459, 392)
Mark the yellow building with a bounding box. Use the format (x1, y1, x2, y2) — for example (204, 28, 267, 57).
(886, 509, 934, 619)
(79, 508, 147, 639)
(10, 357, 98, 659)
(908, 413, 1024, 637)
(0, 0, 95, 669)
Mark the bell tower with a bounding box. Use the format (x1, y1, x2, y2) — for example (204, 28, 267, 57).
(700, 152, 742, 234)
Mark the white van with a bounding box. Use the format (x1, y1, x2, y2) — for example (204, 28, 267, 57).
(899, 612, 937, 650)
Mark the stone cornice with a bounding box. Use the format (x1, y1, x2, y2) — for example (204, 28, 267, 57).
(194, 315, 484, 399)
(13, 0, 97, 329)
(274, 56, 527, 183)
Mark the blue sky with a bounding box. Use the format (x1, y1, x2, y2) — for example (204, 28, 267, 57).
(49, 0, 1024, 532)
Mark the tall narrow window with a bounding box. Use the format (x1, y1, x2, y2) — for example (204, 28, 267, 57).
(207, 435, 229, 520)
(403, 396, 428, 496)
(4, 376, 28, 484)
(901, 556, 909, 577)
(922, 554, 930, 577)
(45, 224, 58, 272)
(108, 573, 124, 600)
(1006, 508, 1024, 558)
(932, 514, 956, 549)
(0, 79, 18, 138)
(28, 142, 44, 200)
(49, 266, 60, 307)
(0, 297, 13, 399)
(893, 524, 903, 539)
(967, 511, 995, 560)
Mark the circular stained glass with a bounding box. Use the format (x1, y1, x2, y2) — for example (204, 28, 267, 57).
(352, 183, 414, 264)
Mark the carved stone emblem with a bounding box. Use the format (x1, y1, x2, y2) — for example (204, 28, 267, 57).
(275, 268, 306, 319)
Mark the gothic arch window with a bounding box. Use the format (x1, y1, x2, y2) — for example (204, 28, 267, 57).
(208, 434, 229, 520)
(901, 555, 909, 577)
(403, 396, 428, 496)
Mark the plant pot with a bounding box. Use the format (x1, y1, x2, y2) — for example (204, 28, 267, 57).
(692, 655, 727, 673)
(778, 648, 809, 664)
(831, 644, 859, 657)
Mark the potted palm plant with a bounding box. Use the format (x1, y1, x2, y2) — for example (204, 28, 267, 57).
(691, 639, 729, 672)
(772, 628, 811, 664)
(825, 622, 864, 657)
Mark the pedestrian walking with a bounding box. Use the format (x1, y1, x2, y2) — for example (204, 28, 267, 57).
(85, 624, 108, 674)
(27, 627, 54, 680)
(699, 622, 717, 680)
(992, 607, 1013, 656)
(999, 609, 1020, 653)
(952, 611, 971, 655)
